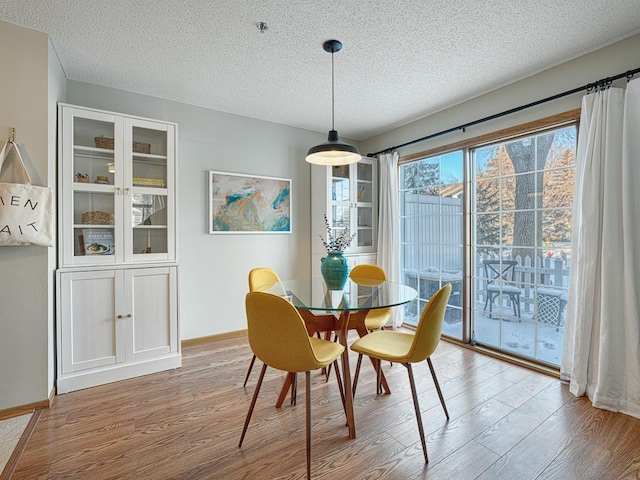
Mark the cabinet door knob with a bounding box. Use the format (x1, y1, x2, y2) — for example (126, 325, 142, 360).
(115, 187, 121, 194)
(116, 314, 123, 319)
(126, 313, 132, 318)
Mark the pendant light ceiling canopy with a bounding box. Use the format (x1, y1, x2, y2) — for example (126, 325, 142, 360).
(306, 40, 361, 166)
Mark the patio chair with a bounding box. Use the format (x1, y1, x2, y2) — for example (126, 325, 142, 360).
(482, 259, 522, 318)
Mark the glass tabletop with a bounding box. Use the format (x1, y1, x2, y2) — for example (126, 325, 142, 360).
(261, 277, 418, 312)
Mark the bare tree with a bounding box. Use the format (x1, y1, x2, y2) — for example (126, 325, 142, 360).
(505, 134, 554, 261)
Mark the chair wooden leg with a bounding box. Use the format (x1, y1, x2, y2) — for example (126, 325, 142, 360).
(239, 363, 267, 447)
(305, 371, 312, 480)
(291, 373, 297, 406)
(352, 353, 363, 397)
(243, 354, 257, 388)
(405, 363, 428, 463)
(376, 358, 383, 396)
(427, 357, 449, 419)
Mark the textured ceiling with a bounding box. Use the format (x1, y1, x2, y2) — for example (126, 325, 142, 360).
(2, 1, 640, 141)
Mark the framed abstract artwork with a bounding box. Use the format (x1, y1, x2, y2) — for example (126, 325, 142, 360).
(208, 171, 292, 233)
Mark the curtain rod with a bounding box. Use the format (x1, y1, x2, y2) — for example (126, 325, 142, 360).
(368, 66, 640, 157)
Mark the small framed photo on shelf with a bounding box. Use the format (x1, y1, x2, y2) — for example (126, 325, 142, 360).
(208, 171, 292, 234)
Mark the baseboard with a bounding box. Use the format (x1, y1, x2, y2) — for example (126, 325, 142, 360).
(181, 329, 247, 347)
(0, 399, 48, 421)
(57, 354, 182, 394)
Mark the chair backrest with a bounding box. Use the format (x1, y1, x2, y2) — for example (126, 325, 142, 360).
(350, 264, 387, 286)
(248, 267, 281, 292)
(406, 283, 452, 363)
(483, 260, 518, 283)
(245, 292, 327, 372)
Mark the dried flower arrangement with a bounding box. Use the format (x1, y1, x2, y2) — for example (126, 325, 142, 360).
(320, 213, 355, 254)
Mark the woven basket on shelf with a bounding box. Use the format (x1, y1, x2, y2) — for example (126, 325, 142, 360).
(132, 141, 151, 154)
(94, 136, 151, 154)
(94, 136, 114, 150)
(81, 211, 115, 225)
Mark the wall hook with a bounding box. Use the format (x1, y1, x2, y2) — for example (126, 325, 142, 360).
(9, 127, 15, 143)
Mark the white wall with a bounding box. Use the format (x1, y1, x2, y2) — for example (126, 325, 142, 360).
(47, 38, 67, 397)
(361, 33, 640, 158)
(0, 21, 61, 410)
(66, 81, 332, 339)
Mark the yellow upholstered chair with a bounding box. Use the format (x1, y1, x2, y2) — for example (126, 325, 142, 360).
(239, 292, 345, 480)
(350, 283, 452, 463)
(349, 264, 392, 331)
(348, 264, 392, 395)
(243, 267, 282, 387)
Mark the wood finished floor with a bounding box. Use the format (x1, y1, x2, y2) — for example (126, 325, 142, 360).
(11, 334, 640, 479)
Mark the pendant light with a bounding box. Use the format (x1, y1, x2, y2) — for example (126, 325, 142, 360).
(306, 39, 361, 166)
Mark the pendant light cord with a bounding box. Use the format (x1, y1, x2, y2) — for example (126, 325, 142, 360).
(331, 48, 335, 131)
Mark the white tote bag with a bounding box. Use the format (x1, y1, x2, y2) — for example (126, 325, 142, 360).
(0, 141, 54, 247)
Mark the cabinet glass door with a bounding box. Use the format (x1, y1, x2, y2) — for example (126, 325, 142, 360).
(355, 161, 375, 248)
(65, 110, 121, 265)
(126, 120, 174, 262)
(330, 165, 351, 240)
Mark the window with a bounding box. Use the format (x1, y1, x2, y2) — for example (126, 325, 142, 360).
(399, 121, 577, 367)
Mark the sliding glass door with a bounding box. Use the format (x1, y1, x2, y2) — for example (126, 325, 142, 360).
(470, 126, 576, 365)
(399, 123, 576, 367)
(399, 151, 464, 339)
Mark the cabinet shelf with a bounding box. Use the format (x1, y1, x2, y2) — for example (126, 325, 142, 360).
(74, 145, 168, 164)
(74, 145, 114, 158)
(132, 186, 168, 195)
(133, 152, 167, 162)
(73, 182, 115, 193)
(74, 223, 115, 229)
(133, 225, 167, 229)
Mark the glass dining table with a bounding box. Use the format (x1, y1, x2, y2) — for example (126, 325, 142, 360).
(262, 277, 418, 439)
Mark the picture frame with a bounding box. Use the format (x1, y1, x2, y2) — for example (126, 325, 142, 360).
(208, 171, 292, 234)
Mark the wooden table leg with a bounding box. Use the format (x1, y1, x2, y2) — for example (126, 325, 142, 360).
(338, 310, 357, 439)
(354, 321, 391, 395)
(275, 372, 295, 408)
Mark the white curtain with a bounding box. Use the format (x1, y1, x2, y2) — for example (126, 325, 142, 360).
(377, 152, 402, 328)
(561, 79, 640, 419)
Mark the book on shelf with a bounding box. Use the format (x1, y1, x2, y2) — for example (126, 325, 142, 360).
(133, 177, 165, 187)
(79, 228, 115, 255)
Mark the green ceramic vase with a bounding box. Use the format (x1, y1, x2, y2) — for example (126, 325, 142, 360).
(321, 252, 350, 290)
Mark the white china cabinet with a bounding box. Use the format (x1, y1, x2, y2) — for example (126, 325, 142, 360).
(56, 104, 180, 393)
(311, 158, 378, 277)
